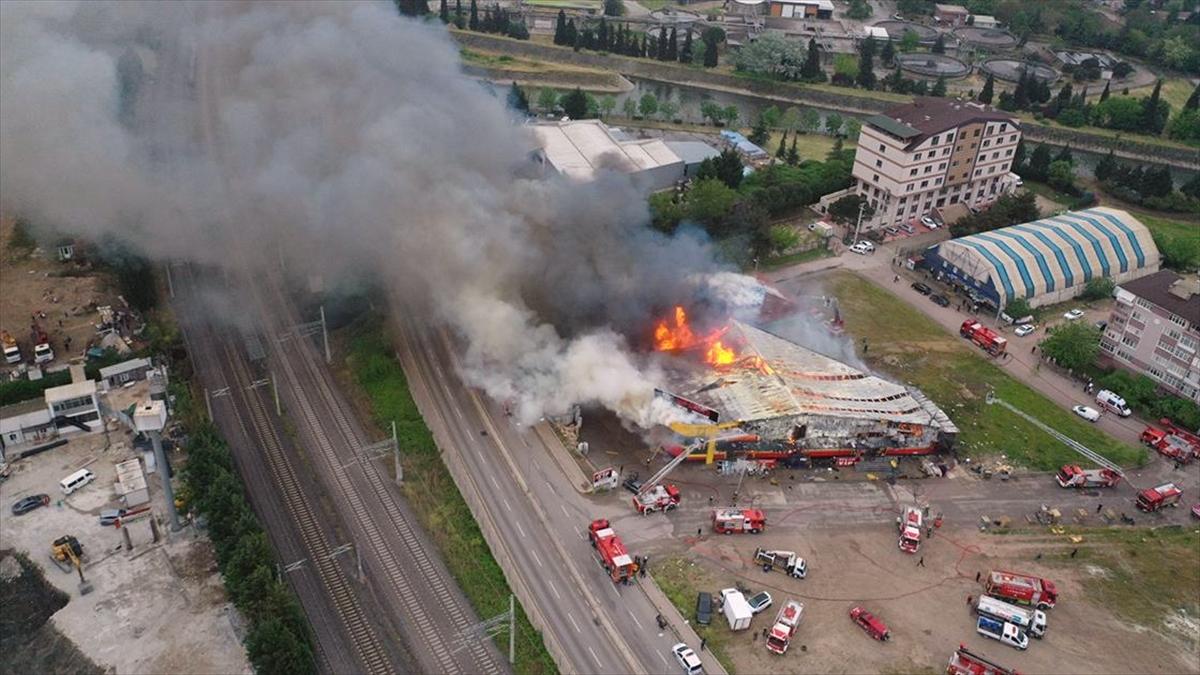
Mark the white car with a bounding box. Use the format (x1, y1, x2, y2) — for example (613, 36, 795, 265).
(671, 642, 703, 675)
(1063, 309, 1085, 321)
(1014, 324, 1037, 337)
(920, 216, 940, 229)
(1072, 405, 1101, 422)
(849, 241, 873, 255)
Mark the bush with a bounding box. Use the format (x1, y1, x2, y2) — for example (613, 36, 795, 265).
(1080, 276, 1115, 301)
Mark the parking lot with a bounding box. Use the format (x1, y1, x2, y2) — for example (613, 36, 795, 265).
(0, 431, 248, 674)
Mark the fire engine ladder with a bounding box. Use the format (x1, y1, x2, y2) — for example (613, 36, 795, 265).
(637, 439, 695, 497)
(985, 391, 1124, 475)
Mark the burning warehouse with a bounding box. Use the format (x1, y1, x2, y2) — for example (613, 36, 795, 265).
(655, 315, 958, 465)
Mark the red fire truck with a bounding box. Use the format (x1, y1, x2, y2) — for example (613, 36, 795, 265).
(1141, 426, 1200, 463)
(632, 484, 681, 514)
(946, 644, 1021, 675)
(712, 508, 766, 534)
(1136, 483, 1183, 512)
(1054, 465, 1122, 488)
(765, 600, 804, 654)
(587, 519, 637, 582)
(897, 506, 923, 553)
(960, 320, 1008, 356)
(985, 570, 1058, 610)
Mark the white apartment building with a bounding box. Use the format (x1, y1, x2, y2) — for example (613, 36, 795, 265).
(836, 98, 1021, 231)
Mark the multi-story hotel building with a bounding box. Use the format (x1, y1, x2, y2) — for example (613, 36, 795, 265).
(1101, 270, 1200, 403)
(828, 98, 1022, 231)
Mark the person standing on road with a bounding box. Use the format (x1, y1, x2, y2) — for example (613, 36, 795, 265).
(1097, 503, 1103, 514)
(700, 637, 707, 651)
(975, 571, 981, 582)
(917, 556, 925, 567)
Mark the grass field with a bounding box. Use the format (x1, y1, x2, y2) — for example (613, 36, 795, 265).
(653, 556, 737, 674)
(460, 48, 603, 74)
(828, 272, 1146, 470)
(762, 130, 854, 163)
(1128, 77, 1197, 115)
(343, 317, 557, 675)
(1038, 526, 1200, 633)
(761, 245, 832, 270)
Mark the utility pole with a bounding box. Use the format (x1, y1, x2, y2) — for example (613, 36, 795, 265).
(166, 262, 175, 298)
(320, 305, 331, 364)
(271, 371, 281, 416)
(453, 595, 515, 664)
(852, 200, 867, 245)
(392, 420, 402, 483)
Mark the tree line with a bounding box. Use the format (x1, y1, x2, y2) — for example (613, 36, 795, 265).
(553, 11, 724, 67)
(439, 0, 529, 39)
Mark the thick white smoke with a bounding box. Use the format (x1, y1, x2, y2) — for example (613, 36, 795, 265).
(0, 1, 761, 426)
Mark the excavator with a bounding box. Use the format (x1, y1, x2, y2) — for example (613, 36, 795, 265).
(51, 535, 93, 595)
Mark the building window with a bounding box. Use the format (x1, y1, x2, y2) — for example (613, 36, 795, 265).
(952, 160, 959, 167)
(1001, 163, 1009, 172)
(915, 152, 923, 160)
(1121, 334, 1139, 348)
(921, 180, 929, 188)
(873, 174, 879, 182)
(910, 205, 918, 213)
(939, 162, 946, 170)
(973, 129, 981, 137)
(879, 143, 886, 152)
(1168, 313, 1188, 328)
(931, 135, 940, 145)
(936, 177, 943, 184)
(876, 159, 883, 168)
(936, 197, 946, 207)
(946, 132, 955, 142)
(924, 165, 932, 174)
(1005, 148, 1013, 156)
(975, 169, 981, 176)
(1134, 298, 1152, 310)
(910, 168, 918, 176)
(1009, 134, 1017, 142)
(943, 148, 950, 156)
(999, 123, 1006, 132)
(907, 184, 913, 192)
(983, 140, 991, 148)
(899, 196, 907, 204)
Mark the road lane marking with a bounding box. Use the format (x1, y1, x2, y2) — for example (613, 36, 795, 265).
(548, 579, 561, 600)
(627, 610, 642, 629)
(568, 613, 581, 633)
(607, 581, 619, 600)
(515, 521, 527, 538)
(658, 651, 669, 666)
(489, 474, 500, 490)
(532, 550, 543, 568)
(560, 504, 570, 518)
(587, 646, 602, 668)
(503, 498, 513, 513)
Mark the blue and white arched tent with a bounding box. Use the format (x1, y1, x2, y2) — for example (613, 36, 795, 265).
(926, 207, 1161, 309)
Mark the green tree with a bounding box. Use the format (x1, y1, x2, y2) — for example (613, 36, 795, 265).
(799, 38, 825, 82)
(931, 77, 947, 97)
(979, 73, 994, 104)
(1039, 322, 1102, 373)
(824, 112, 843, 136)
(1091, 96, 1144, 132)
(598, 94, 616, 117)
(856, 39, 877, 90)
(1095, 149, 1117, 182)
(769, 225, 800, 254)
(697, 148, 744, 189)
(722, 105, 740, 127)
(439, 0, 449, 24)
(604, 0, 624, 15)
(700, 101, 723, 125)
(880, 40, 895, 66)
(761, 105, 782, 129)
(828, 194, 874, 226)
(844, 117, 861, 140)
(775, 129, 789, 160)
(800, 107, 821, 133)
(702, 28, 721, 67)
(780, 106, 802, 131)
(1080, 277, 1115, 301)
(659, 98, 679, 122)
(899, 30, 919, 53)
(1167, 109, 1200, 144)
(680, 30, 693, 64)
(749, 115, 770, 146)
(507, 82, 530, 114)
(833, 53, 859, 79)
(622, 97, 637, 118)
(1098, 79, 1110, 103)
(246, 616, 315, 675)
(454, 0, 465, 28)
(638, 92, 658, 118)
(468, 0, 478, 30)
(786, 135, 799, 165)
(536, 87, 558, 113)
(685, 178, 738, 225)
(847, 0, 872, 19)
(561, 87, 589, 119)
(1004, 297, 1032, 320)
(1025, 144, 1052, 182)
(554, 9, 567, 44)
(1185, 83, 1200, 111)
(1047, 160, 1076, 192)
(1141, 79, 1168, 135)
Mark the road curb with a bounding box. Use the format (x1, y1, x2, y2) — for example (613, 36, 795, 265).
(637, 576, 730, 675)
(532, 422, 595, 494)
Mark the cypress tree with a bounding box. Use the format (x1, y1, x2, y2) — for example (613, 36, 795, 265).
(657, 28, 668, 60)
(776, 130, 788, 159)
(1095, 149, 1116, 182)
(565, 19, 577, 46)
(1186, 83, 1200, 111)
(641, 34, 648, 58)
(1142, 79, 1164, 134)
(439, 0, 449, 24)
(931, 77, 947, 97)
(454, 0, 464, 28)
(598, 18, 608, 52)
(1099, 80, 1110, 102)
(703, 34, 718, 67)
(554, 9, 566, 45)
(468, 0, 478, 30)
(786, 135, 799, 165)
(800, 38, 822, 82)
(680, 30, 693, 63)
(667, 27, 678, 61)
(979, 73, 994, 104)
(1013, 69, 1029, 109)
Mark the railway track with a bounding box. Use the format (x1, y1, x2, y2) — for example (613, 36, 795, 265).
(179, 265, 392, 674)
(259, 275, 505, 675)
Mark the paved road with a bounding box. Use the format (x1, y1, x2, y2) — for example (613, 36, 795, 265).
(393, 309, 728, 674)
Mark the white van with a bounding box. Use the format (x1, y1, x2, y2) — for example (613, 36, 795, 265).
(60, 468, 95, 495)
(1095, 389, 1132, 417)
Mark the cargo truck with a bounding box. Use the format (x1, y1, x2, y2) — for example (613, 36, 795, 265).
(753, 548, 807, 578)
(1055, 465, 1121, 489)
(765, 600, 804, 654)
(986, 570, 1058, 609)
(976, 596, 1046, 638)
(718, 588, 753, 631)
(976, 616, 1028, 650)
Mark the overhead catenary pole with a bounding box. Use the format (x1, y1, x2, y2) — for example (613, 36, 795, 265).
(508, 594, 515, 665)
(320, 305, 331, 364)
(392, 420, 402, 483)
(271, 371, 281, 416)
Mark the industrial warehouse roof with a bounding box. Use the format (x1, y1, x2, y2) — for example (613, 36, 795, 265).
(683, 321, 956, 429)
(934, 207, 1160, 303)
(531, 120, 683, 181)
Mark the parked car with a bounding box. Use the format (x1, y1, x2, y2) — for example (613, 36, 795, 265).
(1094, 320, 1108, 332)
(622, 472, 643, 494)
(920, 216, 940, 229)
(911, 282, 932, 296)
(856, 240, 875, 252)
(1015, 324, 1037, 337)
(671, 643, 703, 675)
(695, 592, 713, 626)
(1191, 503, 1200, 519)
(884, 226, 901, 237)
(11, 494, 50, 516)
(747, 591, 773, 615)
(850, 606, 890, 641)
(849, 242, 872, 255)
(898, 223, 916, 234)
(930, 294, 950, 307)
(99, 508, 128, 526)
(1063, 308, 1085, 321)
(1073, 405, 1101, 422)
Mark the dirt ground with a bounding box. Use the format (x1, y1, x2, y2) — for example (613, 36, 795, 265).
(0, 214, 118, 374)
(0, 429, 249, 674)
(655, 522, 1200, 675)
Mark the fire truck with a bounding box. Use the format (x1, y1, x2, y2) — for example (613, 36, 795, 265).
(1, 331, 20, 364)
(712, 508, 765, 534)
(985, 570, 1058, 610)
(1140, 426, 1199, 463)
(587, 519, 637, 583)
(754, 548, 807, 578)
(632, 484, 681, 514)
(1136, 483, 1183, 512)
(897, 506, 923, 553)
(1055, 465, 1122, 488)
(960, 320, 1007, 356)
(30, 322, 54, 364)
(765, 600, 804, 655)
(946, 644, 1022, 675)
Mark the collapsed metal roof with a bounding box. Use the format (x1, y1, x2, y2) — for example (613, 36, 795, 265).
(678, 320, 957, 432)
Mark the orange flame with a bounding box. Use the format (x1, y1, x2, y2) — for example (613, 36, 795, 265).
(654, 305, 738, 367)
